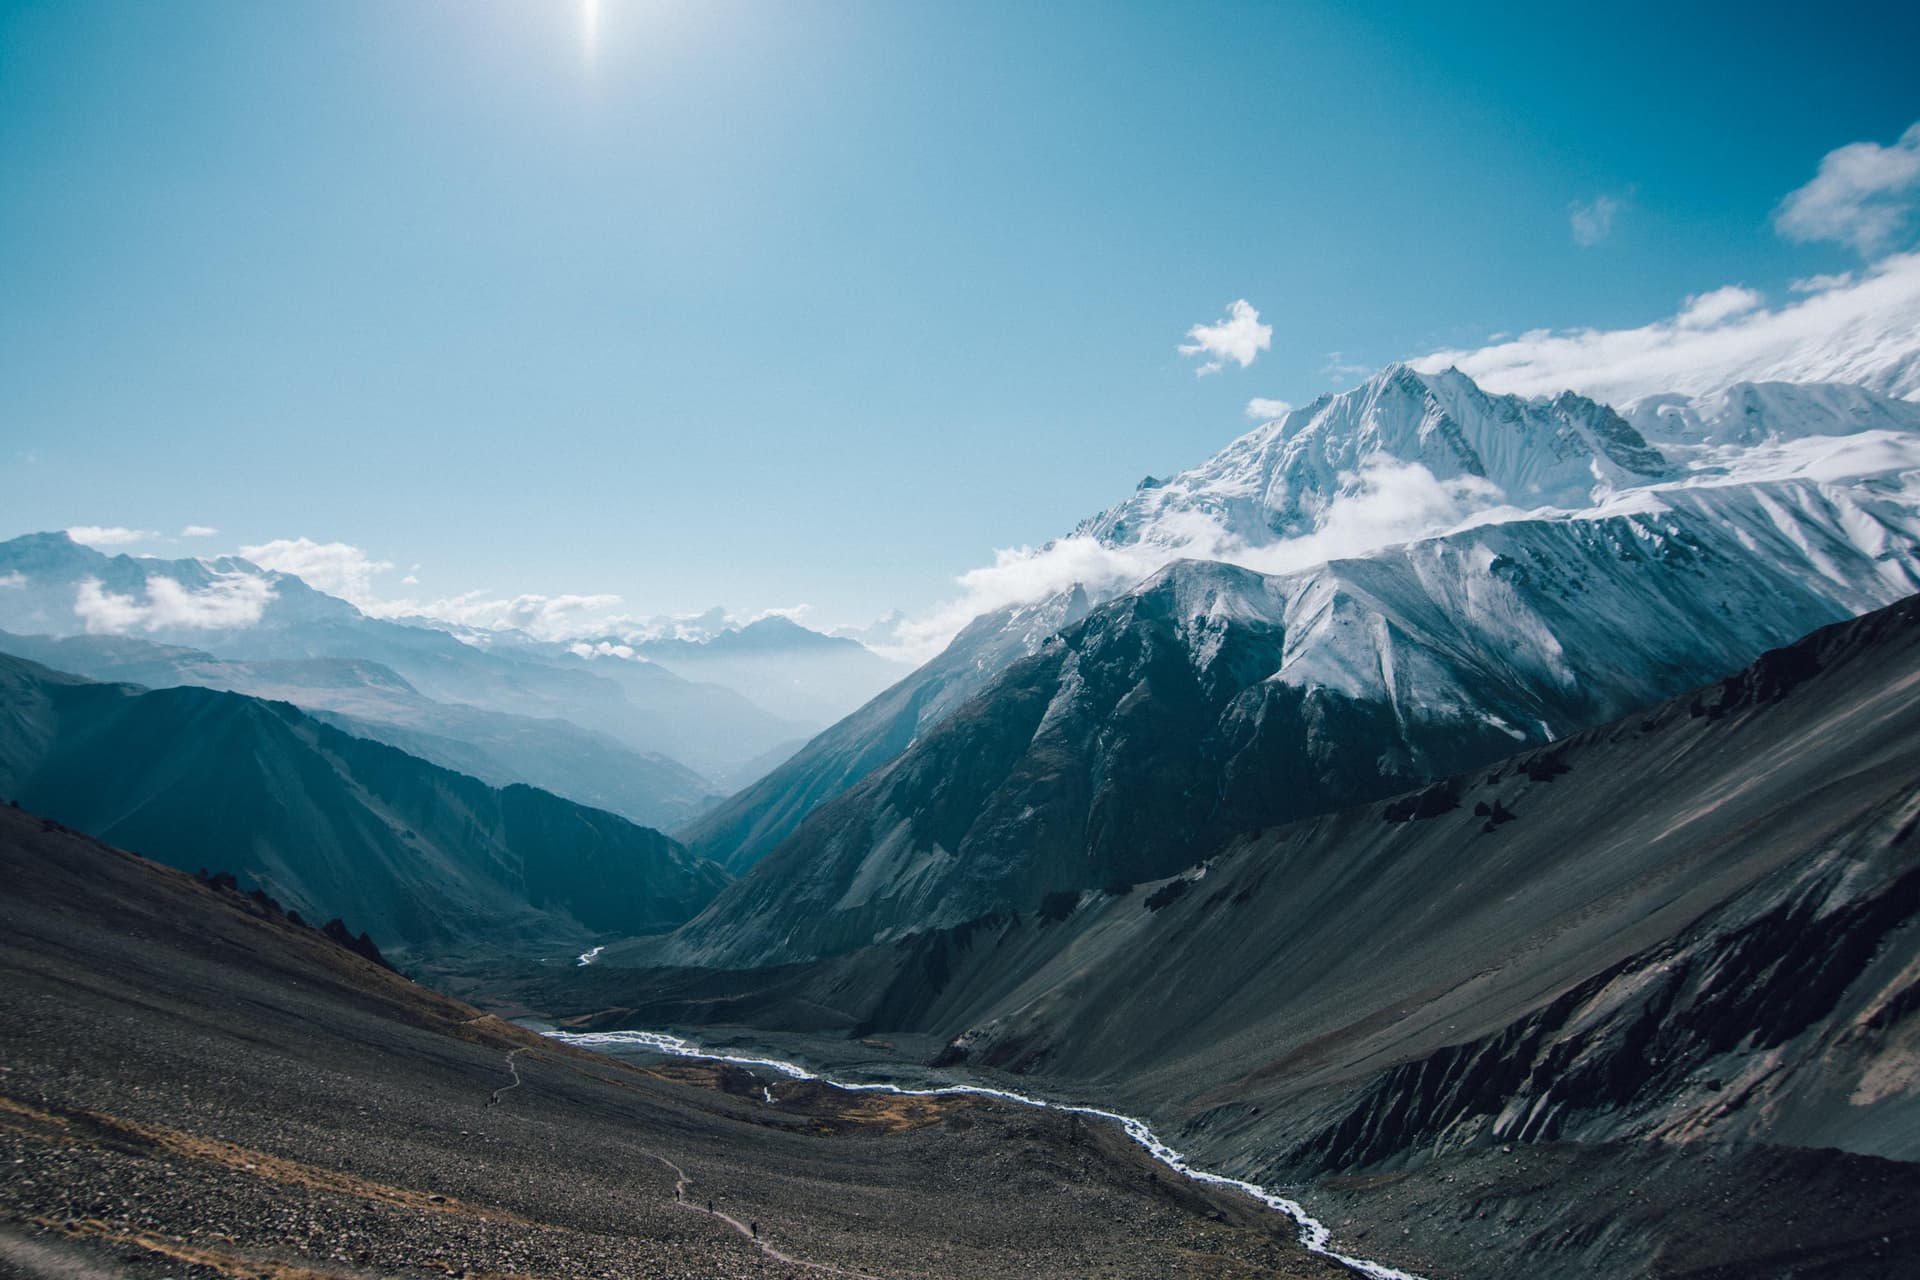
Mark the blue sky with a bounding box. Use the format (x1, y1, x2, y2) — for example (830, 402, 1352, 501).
(3, 0, 1918, 630)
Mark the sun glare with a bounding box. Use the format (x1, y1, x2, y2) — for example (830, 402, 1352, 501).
(581, 0, 601, 60)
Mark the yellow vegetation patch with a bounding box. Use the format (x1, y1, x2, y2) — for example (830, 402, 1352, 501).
(638, 1064, 980, 1133)
(1, 1093, 531, 1226)
(33, 1216, 351, 1280)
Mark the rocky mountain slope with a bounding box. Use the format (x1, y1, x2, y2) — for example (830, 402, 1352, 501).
(663, 477, 1920, 967)
(677, 587, 1092, 873)
(0, 653, 728, 963)
(676, 368, 1920, 881)
(536, 596, 1920, 1279)
(0, 805, 1367, 1280)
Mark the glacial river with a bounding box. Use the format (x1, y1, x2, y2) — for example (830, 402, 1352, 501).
(549, 1028, 1425, 1280)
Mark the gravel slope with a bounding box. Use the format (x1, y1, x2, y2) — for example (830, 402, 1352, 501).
(0, 806, 1357, 1280)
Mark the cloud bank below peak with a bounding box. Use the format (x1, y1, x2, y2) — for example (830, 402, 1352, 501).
(874, 459, 1508, 665)
(1412, 250, 1920, 405)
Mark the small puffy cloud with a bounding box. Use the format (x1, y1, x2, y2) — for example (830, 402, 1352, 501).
(746, 603, 813, 626)
(1775, 121, 1920, 256)
(1179, 299, 1272, 375)
(73, 572, 275, 634)
(1245, 397, 1294, 421)
(67, 526, 156, 548)
(239, 537, 394, 605)
(1789, 271, 1855, 294)
(401, 573, 420, 585)
(1410, 250, 1920, 404)
(1569, 193, 1624, 247)
(1676, 285, 1765, 329)
(0, 571, 25, 589)
(570, 640, 638, 661)
(180, 524, 219, 538)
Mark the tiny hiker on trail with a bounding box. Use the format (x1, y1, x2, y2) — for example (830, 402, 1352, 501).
(707, 1199, 714, 1213)
(751, 1221, 758, 1239)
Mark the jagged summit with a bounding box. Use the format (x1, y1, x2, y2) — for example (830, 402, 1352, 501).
(1079, 364, 1676, 551)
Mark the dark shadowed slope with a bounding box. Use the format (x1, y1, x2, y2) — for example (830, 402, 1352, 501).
(677, 588, 1091, 874)
(545, 596, 1920, 1280)
(0, 653, 727, 963)
(0, 630, 719, 829)
(0, 807, 1361, 1280)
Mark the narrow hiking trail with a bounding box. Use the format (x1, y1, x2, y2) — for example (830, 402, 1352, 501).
(555, 1028, 1429, 1280)
(484, 1045, 878, 1277)
(487, 1046, 527, 1106)
(650, 1153, 883, 1280)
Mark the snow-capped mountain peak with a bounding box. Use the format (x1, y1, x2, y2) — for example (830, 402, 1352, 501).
(1079, 364, 1674, 554)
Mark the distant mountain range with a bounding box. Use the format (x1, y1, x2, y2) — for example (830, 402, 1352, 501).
(0, 629, 717, 830)
(619, 614, 908, 727)
(0, 532, 907, 801)
(0, 652, 728, 963)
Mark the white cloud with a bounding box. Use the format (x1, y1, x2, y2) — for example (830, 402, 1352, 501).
(1790, 271, 1854, 294)
(67, 526, 156, 548)
(746, 603, 813, 625)
(569, 640, 638, 661)
(373, 589, 629, 642)
(1675, 285, 1765, 329)
(1775, 121, 1920, 256)
(0, 571, 25, 589)
(1179, 299, 1271, 375)
(73, 572, 275, 634)
(180, 524, 219, 538)
(239, 537, 394, 605)
(1569, 193, 1623, 247)
(1323, 351, 1372, 379)
(1411, 250, 1920, 404)
(1245, 397, 1294, 420)
(880, 460, 1505, 664)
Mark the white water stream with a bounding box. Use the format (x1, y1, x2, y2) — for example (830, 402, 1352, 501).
(550, 1028, 1425, 1280)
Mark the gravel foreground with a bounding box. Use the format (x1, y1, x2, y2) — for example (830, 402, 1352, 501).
(0, 808, 1362, 1280)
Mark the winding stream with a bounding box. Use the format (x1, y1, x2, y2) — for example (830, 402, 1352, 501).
(549, 1028, 1425, 1280)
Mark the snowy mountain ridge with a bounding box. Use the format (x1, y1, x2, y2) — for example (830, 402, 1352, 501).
(1079, 365, 1920, 570)
(675, 365, 1920, 873)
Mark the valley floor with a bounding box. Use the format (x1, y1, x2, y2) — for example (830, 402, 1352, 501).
(0, 808, 1355, 1280)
